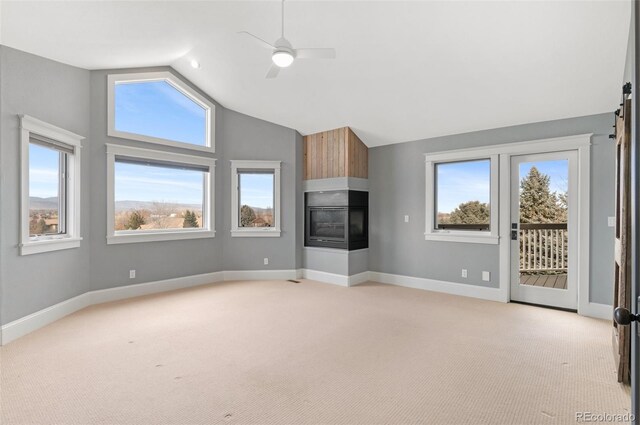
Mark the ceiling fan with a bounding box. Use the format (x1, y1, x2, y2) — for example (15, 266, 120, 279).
(239, 0, 336, 79)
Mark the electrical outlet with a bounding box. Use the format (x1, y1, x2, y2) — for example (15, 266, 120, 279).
(404, 215, 409, 223)
(482, 271, 490, 282)
(461, 269, 467, 278)
(608, 216, 616, 227)
(129, 270, 136, 279)
(264, 258, 269, 265)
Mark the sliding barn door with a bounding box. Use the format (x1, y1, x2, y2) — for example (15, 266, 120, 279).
(613, 97, 632, 384)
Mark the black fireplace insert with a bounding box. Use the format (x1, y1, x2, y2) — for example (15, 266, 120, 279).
(305, 190, 368, 250)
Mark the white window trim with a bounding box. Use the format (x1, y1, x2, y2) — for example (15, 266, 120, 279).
(106, 144, 216, 244)
(425, 153, 499, 245)
(231, 160, 281, 237)
(107, 71, 215, 153)
(19, 115, 84, 255)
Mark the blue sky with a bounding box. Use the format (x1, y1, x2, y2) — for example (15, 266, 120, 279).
(29, 144, 59, 199)
(436, 159, 568, 214)
(437, 160, 490, 213)
(519, 160, 568, 194)
(115, 80, 206, 146)
(240, 173, 274, 209)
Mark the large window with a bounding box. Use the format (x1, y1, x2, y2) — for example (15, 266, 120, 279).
(108, 72, 215, 152)
(231, 160, 281, 237)
(425, 153, 498, 244)
(107, 144, 216, 244)
(20, 115, 83, 255)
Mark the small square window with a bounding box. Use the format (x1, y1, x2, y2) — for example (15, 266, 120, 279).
(425, 154, 498, 244)
(435, 159, 491, 231)
(231, 161, 281, 237)
(238, 171, 275, 228)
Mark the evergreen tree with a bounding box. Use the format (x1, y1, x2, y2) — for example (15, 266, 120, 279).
(126, 210, 146, 230)
(183, 210, 199, 228)
(519, 166, 565, 223)
(240, 205, 256, 227)
(448, 200, 490, 224)
(34, 218, 48, 235)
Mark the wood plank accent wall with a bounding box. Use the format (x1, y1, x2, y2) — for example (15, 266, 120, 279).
(303, 127, 368, 180)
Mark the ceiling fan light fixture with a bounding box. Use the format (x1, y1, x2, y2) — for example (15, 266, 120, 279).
(272, 50, 294, 68)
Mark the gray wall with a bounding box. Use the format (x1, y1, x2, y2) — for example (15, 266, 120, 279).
(219, 109, 300, 271)
(369, 114, 616, 304)
(0, 45, 620, 327)
(0, 46, 92, 324)
(0, 49, 302, 326)
(88, 67, 225, 291)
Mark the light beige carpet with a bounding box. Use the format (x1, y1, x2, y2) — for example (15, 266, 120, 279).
(0, 279, 631, 425)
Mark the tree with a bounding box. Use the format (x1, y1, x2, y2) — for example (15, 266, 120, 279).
(183, 210, 199, 228)
(519, 166, 565, 223)
(33, 218, 48, 235)
(447, 200, 490, 224)
(240, 205, 256, 227)
(126, 210, 146, 230)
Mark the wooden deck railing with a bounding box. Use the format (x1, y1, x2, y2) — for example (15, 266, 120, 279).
(519, 223, 567, 273)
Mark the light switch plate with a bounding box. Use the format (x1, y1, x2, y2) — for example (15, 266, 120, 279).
(461, 269, 467, 278)
(129, 270, 136, 279)
(608, 216, 616, 227)
(404, 215, 409, 223)
(482, 271, 490, 281)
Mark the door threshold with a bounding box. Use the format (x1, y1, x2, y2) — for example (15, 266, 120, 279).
(510, 300, 577, 313)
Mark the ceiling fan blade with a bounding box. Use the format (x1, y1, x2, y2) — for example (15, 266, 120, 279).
(295, 48, 336, 59)
(266, 65, 281, 79)
(238, 31, 276, 50)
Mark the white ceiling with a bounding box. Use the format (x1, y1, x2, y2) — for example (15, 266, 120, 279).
(0, 1, 632, 147)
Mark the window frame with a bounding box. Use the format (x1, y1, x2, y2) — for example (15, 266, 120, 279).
(425, 152, 499, 244)
(107, 71, 215, 153)
(106, 144, 216, 244)
(230, 160, 281, 238)
(19, 115, 83, 255)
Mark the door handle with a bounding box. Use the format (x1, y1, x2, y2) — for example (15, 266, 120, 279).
(613, 307, 639, 325)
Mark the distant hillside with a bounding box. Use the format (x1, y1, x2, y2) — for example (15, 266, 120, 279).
(248, 206, 273, 215)
(114, 200, 202, 212)
(29, 197, 202, 212)
(29, 197, 58, 209)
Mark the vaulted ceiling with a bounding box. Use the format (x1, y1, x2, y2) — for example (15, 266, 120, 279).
(0, 1, 632, 147)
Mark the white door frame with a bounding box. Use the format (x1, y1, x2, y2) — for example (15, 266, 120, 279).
(497, 134, 599, 318)
(509, 151, 578, 309)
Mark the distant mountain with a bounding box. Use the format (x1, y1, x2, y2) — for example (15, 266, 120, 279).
(29, 197, 202, 213)
(114, 200, 202, 212)
(29, 197, 58, 210)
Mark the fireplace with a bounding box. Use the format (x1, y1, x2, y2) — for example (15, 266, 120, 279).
(305, 190, 368, 250)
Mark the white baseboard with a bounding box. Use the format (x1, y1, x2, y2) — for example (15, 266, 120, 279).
(348, 271, 371, 286)
(223, 270, 297, 281)
(580, 302, 613, 321)
(1, 270, 293, 346)
(2, 268, 613, 346)
(301, 269, 350, 287)
(300, 269, 371, 287)
(369, 271, 504, 302)
(0, 292, 92, 347)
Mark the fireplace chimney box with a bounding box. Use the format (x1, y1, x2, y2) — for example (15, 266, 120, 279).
(305, 190, 368, 250)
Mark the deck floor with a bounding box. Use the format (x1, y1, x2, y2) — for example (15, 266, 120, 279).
(520, 273, 567, 289)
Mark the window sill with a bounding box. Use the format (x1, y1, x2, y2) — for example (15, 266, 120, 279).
(107, 230, 215, 245)
(231, 229, 281, 238)
(424, 232, 499, 245)
(20, 237, 82, 255)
